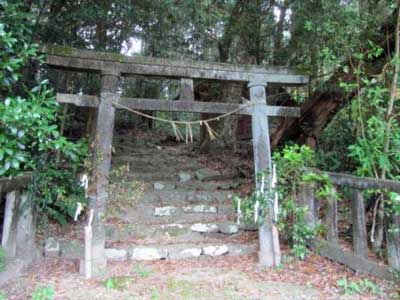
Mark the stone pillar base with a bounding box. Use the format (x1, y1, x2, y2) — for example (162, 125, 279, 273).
(80, 224, 107, 278)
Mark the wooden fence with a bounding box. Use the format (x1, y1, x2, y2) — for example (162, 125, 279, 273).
(299, 170, 400, 281)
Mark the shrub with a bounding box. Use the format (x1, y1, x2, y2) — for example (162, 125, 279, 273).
(0, 247, 6, 272)
(0, 1, 88, 224)
(31, 286, 54, 300)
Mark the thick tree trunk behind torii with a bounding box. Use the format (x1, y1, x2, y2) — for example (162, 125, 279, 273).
(271, 83, 354, 148)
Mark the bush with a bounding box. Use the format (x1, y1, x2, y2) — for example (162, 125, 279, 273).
(0, 1, 88, 224)
(31, 286, 54, 300)
(0, 247, 6, 272)
(273, 145, 335, 259)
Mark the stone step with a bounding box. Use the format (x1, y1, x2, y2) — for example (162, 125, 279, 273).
(126, 172, 177, 181)
(112, 157, 199, 171)
(126, 170, 237, 182)
(104, 221, 243, 243)
(129, 190, 235, 206)
(105, 243, 257, 261)
(113, 153, 192, 162)
(58, 240, 257, 261)
(113, 205, 235, 225)
(152, 180, 243, 191)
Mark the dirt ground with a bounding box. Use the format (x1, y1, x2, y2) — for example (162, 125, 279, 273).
(2, 253, 398, 300)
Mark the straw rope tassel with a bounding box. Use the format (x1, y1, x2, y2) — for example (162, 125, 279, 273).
(188, 123, 193, 143)
(203, 121, 218, 140)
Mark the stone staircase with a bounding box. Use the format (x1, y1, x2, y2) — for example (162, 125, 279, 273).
(102, 135, 257, 261)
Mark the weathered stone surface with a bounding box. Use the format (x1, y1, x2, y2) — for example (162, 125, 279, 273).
(195, 168, 221, 181)
(311, 239, 396, 281)
(168, 245, 202, 259)
(16, 194, 36, 260)
(238, 223, 258, 231)
(131, 247, 168, 260)
(0, 258, 25, 286)
(42, 45, 308, 85)
(2, 191, 18, 258)
(44, 237, 60, 258)
(154, 206, 178, 217)
(228, 244, 257, 255)
(183, 205, 217, 214)
(190, 223, 218, 233)
(160, 224, 187, 238)
(218, 223, 239, 235)
(105, 248, 127, 261)
(60, 240, 84, 259)
(351, 189, 367, 258)
(154, 182, 165, 190)
(203, 245, 229, 256)
(186, 193, 213, 203)
(153, 182, 176, 190)
(178, 172, 191, 182)
(160, 223, 184, 229)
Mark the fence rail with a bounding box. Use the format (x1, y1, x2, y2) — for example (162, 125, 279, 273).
(300, 170, 400, 281)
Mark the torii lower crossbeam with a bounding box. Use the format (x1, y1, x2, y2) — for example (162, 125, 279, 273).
(56, 93, 300, 118)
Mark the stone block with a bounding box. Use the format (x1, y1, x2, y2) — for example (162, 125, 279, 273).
(131, 247, 168, 260)
(190, 223, 218, 233)
(168, 245, 202, 259)
(178, 172, 191, 182)
(203, 245, 229, 257)
(60, 240, 84, 259)
(44, 237, 60, 258)
(154, 182, 176, 190)
(228, 244, 257, 255)
(183, 205, 217, 214)
(218, 223, 239, 235)
(195, 168, 221, 181)
(105, 248, 127, 261)
(154, 206, 178, 217)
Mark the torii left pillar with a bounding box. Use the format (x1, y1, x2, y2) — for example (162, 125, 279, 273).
(248, 75, 281, 267)
(83, 69, 120, 278)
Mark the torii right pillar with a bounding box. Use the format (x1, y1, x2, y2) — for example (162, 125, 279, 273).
(248, 75, 281, 267)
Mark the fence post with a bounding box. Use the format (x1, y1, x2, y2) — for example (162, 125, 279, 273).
(2, 191, 19, 258)
(298, 182, 316, 229)
(325, 187, 339, 243)
(16, 193, 36, 261)
(387, 213, 400, 270)
(351, 188, 368, 257)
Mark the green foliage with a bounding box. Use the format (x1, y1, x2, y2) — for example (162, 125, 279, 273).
(0, 1, 88, 224)
(0, 1, 38, 90)
(0, 247, 6, 272)
(132, 264, 152, 278)
(29, 153, 88, 226)
(31, 286, 54, 300)
(234, 145, 334, 260)
(150, 288, 161, 300)
(337, 278, 381, 296)
(301, 172, 338, 201)
(0, 291, 5, 300)
(0, 83, 85, 176)
(233, 186, 273, 227)
(278, 197, 316, 260)
(346, 79, 400, 180)
(273, 145, 334, 259)
(107, 164, 145, 220)
(103, 276, 133, 291)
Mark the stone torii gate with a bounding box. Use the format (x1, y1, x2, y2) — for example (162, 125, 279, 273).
(40, 45, 308, 276)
